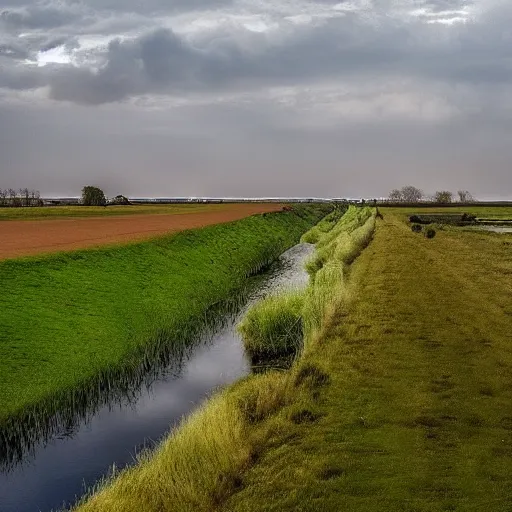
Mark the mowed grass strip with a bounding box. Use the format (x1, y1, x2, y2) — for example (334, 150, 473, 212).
(221, 208, 512, 512)
(0, 204, 232, 221)
(0, 205, 328, 424)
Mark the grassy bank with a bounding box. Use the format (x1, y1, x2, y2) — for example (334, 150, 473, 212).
(222, 207, 512, 512)
(0, 204, 329, 463)
(238, 206, 375, 364)
(72, 205, 375, 512)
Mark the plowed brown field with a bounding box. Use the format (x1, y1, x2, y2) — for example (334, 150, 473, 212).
(0, 203, 284, 260)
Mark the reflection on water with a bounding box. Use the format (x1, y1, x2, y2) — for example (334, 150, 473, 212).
(481, 226, 512, 233)
(468, 225, 512, 234)
(0, 243, 313, 512)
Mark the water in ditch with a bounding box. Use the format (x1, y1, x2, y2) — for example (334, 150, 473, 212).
(0, 243, 314, 512)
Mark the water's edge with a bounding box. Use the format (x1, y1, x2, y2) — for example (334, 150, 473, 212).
(0, 243, 314, 512)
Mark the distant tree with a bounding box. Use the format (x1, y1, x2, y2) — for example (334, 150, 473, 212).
(20, 188, 30, 207)
(457, 190, 474, 202)
(0, 189, 7, 206)
(109, 194, 131, 205)
(29, 190, 35, 206)
(401, 186, 423, 203)
(389, 189, 404, 202)
(82, 186, 106, 206)
(435, 191, 453, 204)
(9, 188, 21, 207)
(30, 190, 42, 206)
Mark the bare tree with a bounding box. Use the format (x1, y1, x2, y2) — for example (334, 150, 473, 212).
(457, 190, 474, 202)
(389, 189, 404, 202)
(435, 191, 453, 204)
(8, 188, 19, 207)
(29, 190, 40, 206)
(20, 188, 30, 207)
(0, 189, 7, 206)
(401, 186, 423, 203)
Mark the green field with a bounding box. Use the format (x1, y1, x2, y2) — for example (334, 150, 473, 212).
(0, 203, 231, 221)
(382, 205, 512, 220)
(73, 205, 512, 512)
(0, 205, 328, 433)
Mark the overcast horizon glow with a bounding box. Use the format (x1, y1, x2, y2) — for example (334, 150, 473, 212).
(1, 0, 511, 199)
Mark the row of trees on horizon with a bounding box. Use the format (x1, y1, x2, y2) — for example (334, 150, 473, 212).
(0, 189, 42, 207)
(0, 185, 481, 208)
(0, 187, 129, 207)
(388, 186, 474, 204)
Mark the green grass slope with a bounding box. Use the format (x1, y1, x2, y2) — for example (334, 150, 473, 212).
(0, 205, 328, 426)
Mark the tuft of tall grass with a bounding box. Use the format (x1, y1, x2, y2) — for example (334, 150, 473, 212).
(238, 290, 305, 365)
(300, 205, 348, 244)
(305, 206, 374, 278)
(238, 206, 376, 364)
(304, 210, 375, 338)
(72, 370, 294, 512)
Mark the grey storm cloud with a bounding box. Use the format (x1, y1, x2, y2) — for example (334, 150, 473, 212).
(0, 41, 30, 59)
(37, 4, 511, 105)
(0, 0, 511, 199)
(1, 0, 510, 105)
(78, 0, 234, 13)
(0, 5, 80, 30)
(0, 63, 42, 89)
(0, 0, 232, 20)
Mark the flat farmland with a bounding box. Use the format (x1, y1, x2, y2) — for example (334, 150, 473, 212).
(0, 203, 283, 260)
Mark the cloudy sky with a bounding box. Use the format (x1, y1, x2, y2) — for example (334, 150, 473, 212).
(0, 0, 511, 198)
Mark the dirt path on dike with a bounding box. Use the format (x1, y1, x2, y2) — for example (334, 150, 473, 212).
(0, 203, 284, 260)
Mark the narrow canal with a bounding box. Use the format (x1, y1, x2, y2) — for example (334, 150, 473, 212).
(0, 243, 314, 512)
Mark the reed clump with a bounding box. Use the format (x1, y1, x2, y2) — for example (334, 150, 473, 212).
(238, 290, 305, 364)
(300, 205, 348, 244)
(241, 206, 375, 363)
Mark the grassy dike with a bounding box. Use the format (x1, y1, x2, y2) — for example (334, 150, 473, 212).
(222, 208, 512, 512)
(0, 205, 329, 458)
(72, 205, 376, 512)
